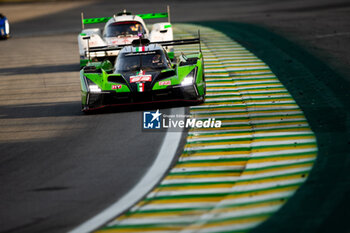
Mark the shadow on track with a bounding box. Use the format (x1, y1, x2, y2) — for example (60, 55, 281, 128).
(0, 63, 79, 75)
(83, 101, 196, 116)
(0, 100, 197, 119)
(0, 101, 83, 119)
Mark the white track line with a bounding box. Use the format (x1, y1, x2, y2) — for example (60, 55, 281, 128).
(68, 107, 186, 233)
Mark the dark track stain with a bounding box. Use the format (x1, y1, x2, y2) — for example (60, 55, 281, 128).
(32, 186, 70, 192)
(0, 63, 79, 75)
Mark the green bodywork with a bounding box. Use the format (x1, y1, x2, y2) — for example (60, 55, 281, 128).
(80, 52, 205, 108)
(167, 51, 174, 60)
(83, 12, 168, 25)
(83, 17, 111, 24)
(80, 59, 89, 68)
(137, 12, 168, 20)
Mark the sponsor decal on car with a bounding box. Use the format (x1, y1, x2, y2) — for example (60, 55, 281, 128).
(112, 85, 122, 89)
(130, 75, 152, 83)
(130, 70, 152, 83)
(112, 37, 137, 44)
(138, 70, 145, 75)
(137, 83, 144, 92)
(159, 80, 171, 86)
(136, 46, 145, 52)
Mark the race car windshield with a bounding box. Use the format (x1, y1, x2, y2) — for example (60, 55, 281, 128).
(115, 50, 170, 72)
(105, 21, 145, 37)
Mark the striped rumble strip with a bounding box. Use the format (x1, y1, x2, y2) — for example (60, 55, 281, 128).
(95, 24, 318, 233)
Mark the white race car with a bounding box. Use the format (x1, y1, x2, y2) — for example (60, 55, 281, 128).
(78, 8, 174, 67)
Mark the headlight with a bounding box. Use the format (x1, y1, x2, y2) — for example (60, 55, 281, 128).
(86, 77, 102, 93)
(89, 85, 101, 93)
(181, 68, 196, 86)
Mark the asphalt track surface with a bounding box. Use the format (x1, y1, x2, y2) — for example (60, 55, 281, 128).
(0, 0, 349, 233)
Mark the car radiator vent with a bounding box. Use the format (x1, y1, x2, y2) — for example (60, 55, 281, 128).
(156, 70, 176, 81)
(108, 75, 126, 84)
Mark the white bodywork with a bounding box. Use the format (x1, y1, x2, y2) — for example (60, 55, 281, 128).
(5, 19, 9, 35)
(0, 18, 9, 37)
(78, 14, 173, 60)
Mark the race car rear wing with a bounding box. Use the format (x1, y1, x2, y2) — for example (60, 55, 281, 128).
(81, 6, 170, 29)
(85, 37, 201, 58)
(155, 38, 201, 47)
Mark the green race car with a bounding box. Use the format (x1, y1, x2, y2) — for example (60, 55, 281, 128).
(80, 37, 205, 111)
